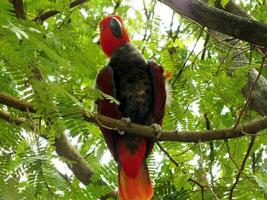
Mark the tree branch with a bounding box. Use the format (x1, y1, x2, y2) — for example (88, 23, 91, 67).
(10, 0, 26, 19)
(171, 26, 204, 86)
(84, 113, 267, 142)
(156, 142, 179, 166)
(228, 136, 256, 199)
(0, 92, 35, 113)
(54, 134, 94, 185)
(188, 178, 206, 200)
(0, 110, 28, 126)
(0, 110, 94, 185)
(34, 0, 89, 22)
(1, 92, 267, 143)
(213, 1, 267, 117)
(158, 0, 267, 47)
(215, 0, 251, 19)
(231, 54, 266, 132)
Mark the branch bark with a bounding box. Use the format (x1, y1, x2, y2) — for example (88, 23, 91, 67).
(54, 134, 93, 185)
(242, 68, 267, 116)
(10, 0, 26, 19)
(214, 0, 251, 19)
(84, 112, 267, 142)
(1, 92, 267, 143)
(158, 0, 267, 47)
(0, 92, 35, 113)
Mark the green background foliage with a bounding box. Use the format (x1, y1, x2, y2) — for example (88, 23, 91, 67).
(0, 0, 267, 199)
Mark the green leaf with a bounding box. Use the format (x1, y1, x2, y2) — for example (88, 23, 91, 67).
(221, 0, 230, 8)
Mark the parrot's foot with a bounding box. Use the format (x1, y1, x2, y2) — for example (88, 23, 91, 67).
(121, 117, 131, 126)
(118, 117, 132, 135)
(150, 123, 162, 139)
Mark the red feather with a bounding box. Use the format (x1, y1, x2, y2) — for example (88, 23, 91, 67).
(149, 61, 166, 125)
(96, 66, 122, 159)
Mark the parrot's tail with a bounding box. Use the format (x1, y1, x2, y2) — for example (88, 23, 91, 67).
(118, 162, 153, 200)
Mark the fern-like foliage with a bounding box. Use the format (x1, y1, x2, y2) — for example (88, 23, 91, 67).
(0, 0, 267, 199)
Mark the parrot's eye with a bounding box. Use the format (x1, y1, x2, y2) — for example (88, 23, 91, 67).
(109, 17, 123, 38)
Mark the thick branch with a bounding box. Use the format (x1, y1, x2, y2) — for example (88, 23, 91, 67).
(159, 0, 267, 47)
(0, 92, 35, 113)
(0, 110, 28, 126)
(54, 134, 93, 185)
(214, 0, 251, 19)
(34, 0, 89, 22)
(1, 92, 267, 143)
(212, 1, 267, 116)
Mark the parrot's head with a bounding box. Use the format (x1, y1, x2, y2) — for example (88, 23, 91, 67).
(99, 15, 130, 57)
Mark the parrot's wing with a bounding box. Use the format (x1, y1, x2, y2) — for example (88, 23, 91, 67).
(96, 66, 122, 160)
(145, 61, 167, 158)
(148, 61, 166, 126)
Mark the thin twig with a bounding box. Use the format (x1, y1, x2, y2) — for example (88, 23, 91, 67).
(175, 144, 196, 157)
(198, 142, 220, 200)
(112, 0, 122, 14)
(156, 142, 179, 166)
(188, 178, 205, 200)
(171, 26, 204, 87)
(225, 140, 240, 170)
(141, 0, 157, 53)
(168, 11, 176, 38)
(34, 0, 89, 22)
(26, 109, 56, 198)
(228, 136, 256, 199)
(200, 31, 210, 60)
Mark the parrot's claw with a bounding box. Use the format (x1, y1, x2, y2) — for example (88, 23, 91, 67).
(118, 130, 125, 135)
(150, 123, 162, 139)
(118, 117, 132, 135)
(121, 117, 132, 127)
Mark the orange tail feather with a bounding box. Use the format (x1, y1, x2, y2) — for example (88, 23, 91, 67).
(118, 162, 153, 200)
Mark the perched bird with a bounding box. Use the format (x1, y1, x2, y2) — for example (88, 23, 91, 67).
(96, 15, 166, 200)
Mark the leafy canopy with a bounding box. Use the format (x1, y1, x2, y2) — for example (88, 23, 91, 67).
(0, 0, 267, 199)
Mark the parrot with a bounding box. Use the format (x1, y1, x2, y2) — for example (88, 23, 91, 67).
(96, 15, 166, 200)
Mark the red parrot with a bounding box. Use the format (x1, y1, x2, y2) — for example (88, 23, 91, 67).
(96, 15, 166, 200)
